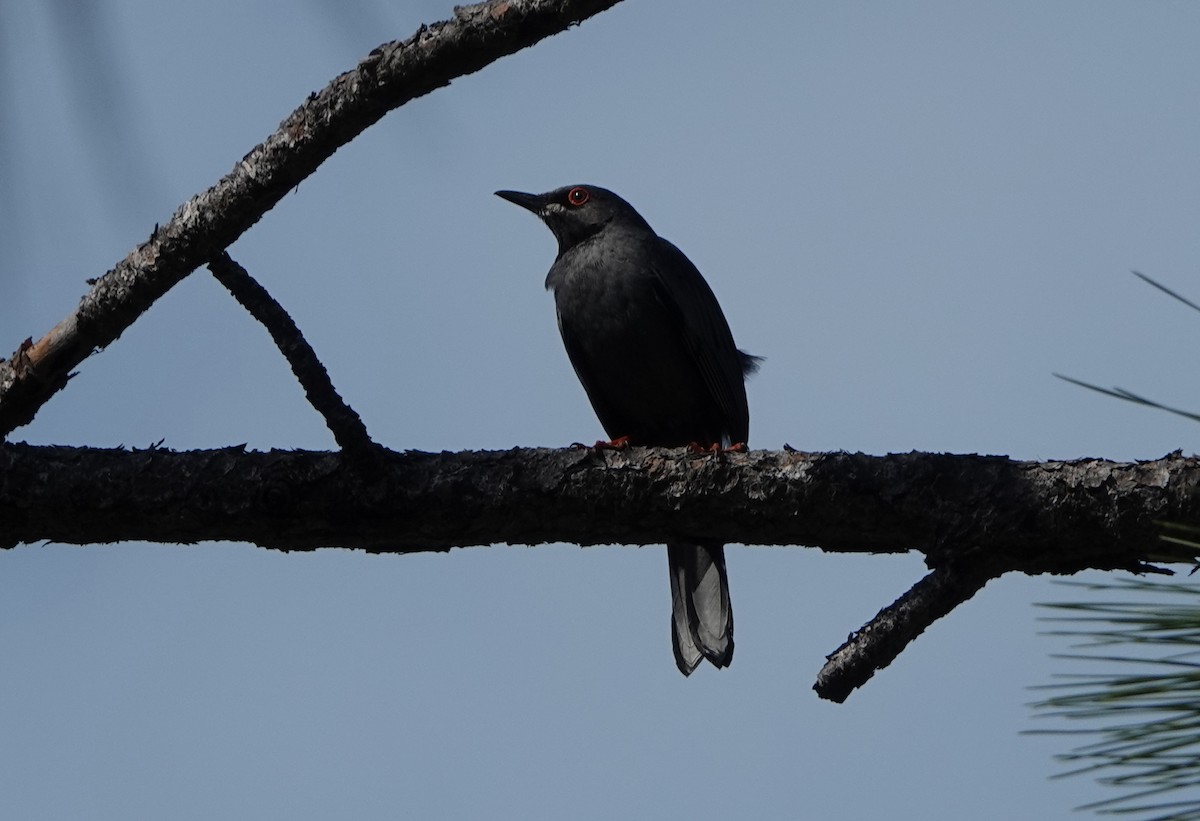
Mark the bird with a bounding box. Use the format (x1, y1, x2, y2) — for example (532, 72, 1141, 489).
(495, 184, 759, 675)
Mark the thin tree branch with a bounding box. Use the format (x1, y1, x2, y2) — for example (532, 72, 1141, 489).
(207, 252, 379, 463)
(0, 0, 624, 439)
(814, 561, 1002, 702)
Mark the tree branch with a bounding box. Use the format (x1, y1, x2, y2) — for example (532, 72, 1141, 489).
(0, 0, 624, 439)
(813, 562, 1001, 702)
(3, 444, 1191, 561)
(207, 252, 379, 463)
(4, 443, 1193, 700)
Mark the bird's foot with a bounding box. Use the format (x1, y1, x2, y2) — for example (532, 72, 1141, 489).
(687, 441, 747, 455)
(570, 435, 631, 452)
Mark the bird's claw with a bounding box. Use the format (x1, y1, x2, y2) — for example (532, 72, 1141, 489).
(570, 435, 631, 452)
(686, 441, 747, 455)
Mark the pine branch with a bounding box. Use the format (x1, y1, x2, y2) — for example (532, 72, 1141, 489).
(5, 445, 1191, 563)
(815, 561, 1001, 702)
(207, 252, 380, 465)
(4, 443, 1197, 700)
(1031, 579, 1200, 819)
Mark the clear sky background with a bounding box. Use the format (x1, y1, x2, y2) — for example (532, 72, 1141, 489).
(2, 2, 1198, 818)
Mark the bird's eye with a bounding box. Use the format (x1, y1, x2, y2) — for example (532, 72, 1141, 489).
(566, 187, 590, 207)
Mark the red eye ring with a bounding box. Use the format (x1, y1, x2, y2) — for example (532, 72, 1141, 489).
(566, 186, 590, 207)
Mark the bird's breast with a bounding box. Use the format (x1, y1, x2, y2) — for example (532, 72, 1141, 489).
(549, 257, 723, 445)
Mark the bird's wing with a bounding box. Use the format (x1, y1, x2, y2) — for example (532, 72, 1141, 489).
(648, 239, 751, 443)
(555, 309, 636, 440)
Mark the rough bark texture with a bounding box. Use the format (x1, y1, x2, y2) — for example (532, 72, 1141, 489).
(2, 444, 1194, 568)
(4, 442, 1195, 700)
(207, 252, 379, 465)
(0, 0, 624, 438)
(813, 562, 1000, 702)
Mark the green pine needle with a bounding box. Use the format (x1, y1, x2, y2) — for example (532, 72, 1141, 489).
(1055, 271, 1200, 426)
(1031, 579, 1200, 819)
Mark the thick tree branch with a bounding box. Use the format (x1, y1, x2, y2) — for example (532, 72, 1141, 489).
(207, 252, 379, 463)
(4, 444, 1194, 700)
(0, 0, 624, 439)
(3, 445, 1193, 564)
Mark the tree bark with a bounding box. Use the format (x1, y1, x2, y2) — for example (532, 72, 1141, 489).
(3, 443, 1191, 567)
(3, 442, 1195, 700)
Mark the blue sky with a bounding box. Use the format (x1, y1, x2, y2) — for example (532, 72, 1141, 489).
(2, 1, 1198, 818)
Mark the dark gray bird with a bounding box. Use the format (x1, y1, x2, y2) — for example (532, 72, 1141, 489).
(495, 184, 759, 675)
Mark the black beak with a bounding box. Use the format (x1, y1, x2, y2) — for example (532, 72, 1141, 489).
(494, 189, 545, 214)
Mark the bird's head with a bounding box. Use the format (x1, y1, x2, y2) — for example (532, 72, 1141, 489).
(495, 185, 650, 254)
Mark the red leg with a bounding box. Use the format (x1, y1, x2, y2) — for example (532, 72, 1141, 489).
(570, 435, 631, 452)
(687, 441, 747, 455)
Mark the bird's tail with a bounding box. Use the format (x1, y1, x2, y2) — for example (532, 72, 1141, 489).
(667, 542, 734, 675)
